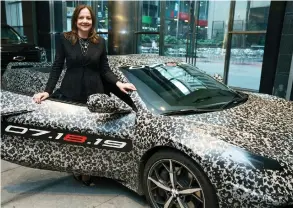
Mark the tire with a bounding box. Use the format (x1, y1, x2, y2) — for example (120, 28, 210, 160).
(143, 150, 218, 208)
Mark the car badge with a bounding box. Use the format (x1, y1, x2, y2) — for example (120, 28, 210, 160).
(13, 56, 26, 61)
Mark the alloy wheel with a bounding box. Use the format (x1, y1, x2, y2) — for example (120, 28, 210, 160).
(147, 159, 205, 208)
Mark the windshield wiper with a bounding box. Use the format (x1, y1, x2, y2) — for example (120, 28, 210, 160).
(221, 94, 248, 109)
(161, 108, 219, 116)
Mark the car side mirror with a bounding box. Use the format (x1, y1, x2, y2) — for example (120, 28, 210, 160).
(87, 93, 133, 114)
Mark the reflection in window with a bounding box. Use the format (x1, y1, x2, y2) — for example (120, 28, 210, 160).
(96, 1, 108, 35)
(228, 34, 266, 90)
(141, 1, 160, 32)
(133, 0, 272, 92)
(196, 1, 230, 79)
(164, 1, 190, 57)
(1, 26, 22, 43)
(123, 64, 236, 113)
(154, 64, 223, 92)
(226, 0, 270, 91)
(234, 0, 270, 32)
(96, 1, 109, 43)
(138, 34, 159, 54)
(5, 1, 24, 36)
(137, 1, 160, 55)
(66, 2, 77, 31)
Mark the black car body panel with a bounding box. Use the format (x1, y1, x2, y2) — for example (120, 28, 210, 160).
(1, 55, 293, 207)
(1, 24, 46, 71)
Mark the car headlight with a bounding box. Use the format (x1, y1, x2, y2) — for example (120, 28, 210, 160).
(222, 146, 283, 171)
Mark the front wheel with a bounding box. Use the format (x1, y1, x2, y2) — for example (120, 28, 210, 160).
(143, 150, 218, 208)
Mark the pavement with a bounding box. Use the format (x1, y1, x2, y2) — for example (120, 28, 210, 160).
(1, 160, 149, 208)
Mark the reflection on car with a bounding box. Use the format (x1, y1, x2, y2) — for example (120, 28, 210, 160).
(1, 23, 47, 72)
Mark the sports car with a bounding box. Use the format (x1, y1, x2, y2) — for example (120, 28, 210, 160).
(1, 54, 293, 208)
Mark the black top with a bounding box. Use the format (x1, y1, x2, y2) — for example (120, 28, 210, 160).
(45, 34, 119, 101)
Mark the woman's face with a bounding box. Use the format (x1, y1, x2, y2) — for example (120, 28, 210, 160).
(76, 8, 92, 33)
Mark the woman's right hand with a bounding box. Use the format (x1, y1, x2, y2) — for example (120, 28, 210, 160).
(33, 92, 49, 104)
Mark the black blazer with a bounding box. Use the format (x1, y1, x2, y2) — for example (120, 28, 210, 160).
(45, 34, 118, 101)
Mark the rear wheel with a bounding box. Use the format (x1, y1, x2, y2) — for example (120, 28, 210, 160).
(143, 150, 218, 208)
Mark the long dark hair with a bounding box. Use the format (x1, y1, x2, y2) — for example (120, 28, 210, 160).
(64, 5, 99, 45)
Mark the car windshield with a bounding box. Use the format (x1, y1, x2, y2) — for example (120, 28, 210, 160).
(1, 26, 22, 43)
(121, 63, 244, 114)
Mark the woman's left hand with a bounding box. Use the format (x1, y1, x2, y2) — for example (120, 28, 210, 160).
(116, 81, 137, 94)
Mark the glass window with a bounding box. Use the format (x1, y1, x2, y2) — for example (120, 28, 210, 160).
(1, 26, 22, 43)
(234, 0, 270, 31)
(195, 1, 230, 79)
(135, 1, 160, 54)
(96, 1, 108, 33)
(122, 63, 240, 114)
(141, 1, 160, 32)
(66, 1, 77, 31)
(164, 0, 190, 57)
(138, 34, 159, 54)
(5, 1, 24, 35)
(227, 0, 270, 90)
(228, 33, 266, 90)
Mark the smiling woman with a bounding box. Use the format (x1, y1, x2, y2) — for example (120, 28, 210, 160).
(32, 4, 136, 186)
(64, 5, 99, 45)
(76, 8, 92, 32)
(33, 4, 136, 104)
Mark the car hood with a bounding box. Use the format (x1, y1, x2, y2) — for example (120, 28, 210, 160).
(176, 93, 293, 165)
(1, 42, 38, 52)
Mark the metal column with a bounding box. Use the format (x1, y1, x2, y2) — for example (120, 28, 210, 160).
(159, 1, 166, 56)
(286, 54, 293, 100)
(49, 0, 55, 61)
(223, 0, 236, 85)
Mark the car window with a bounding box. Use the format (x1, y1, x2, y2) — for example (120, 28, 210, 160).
(1, 26, 22, 43)
(121, 63, 240, 114)
(156, 64, 228, 91)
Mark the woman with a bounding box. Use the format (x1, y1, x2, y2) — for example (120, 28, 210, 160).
(33, 4, 136, 103)
(33, 5, 136, 185)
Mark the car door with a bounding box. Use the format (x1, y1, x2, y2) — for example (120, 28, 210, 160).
(1, 91, 137, 181)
